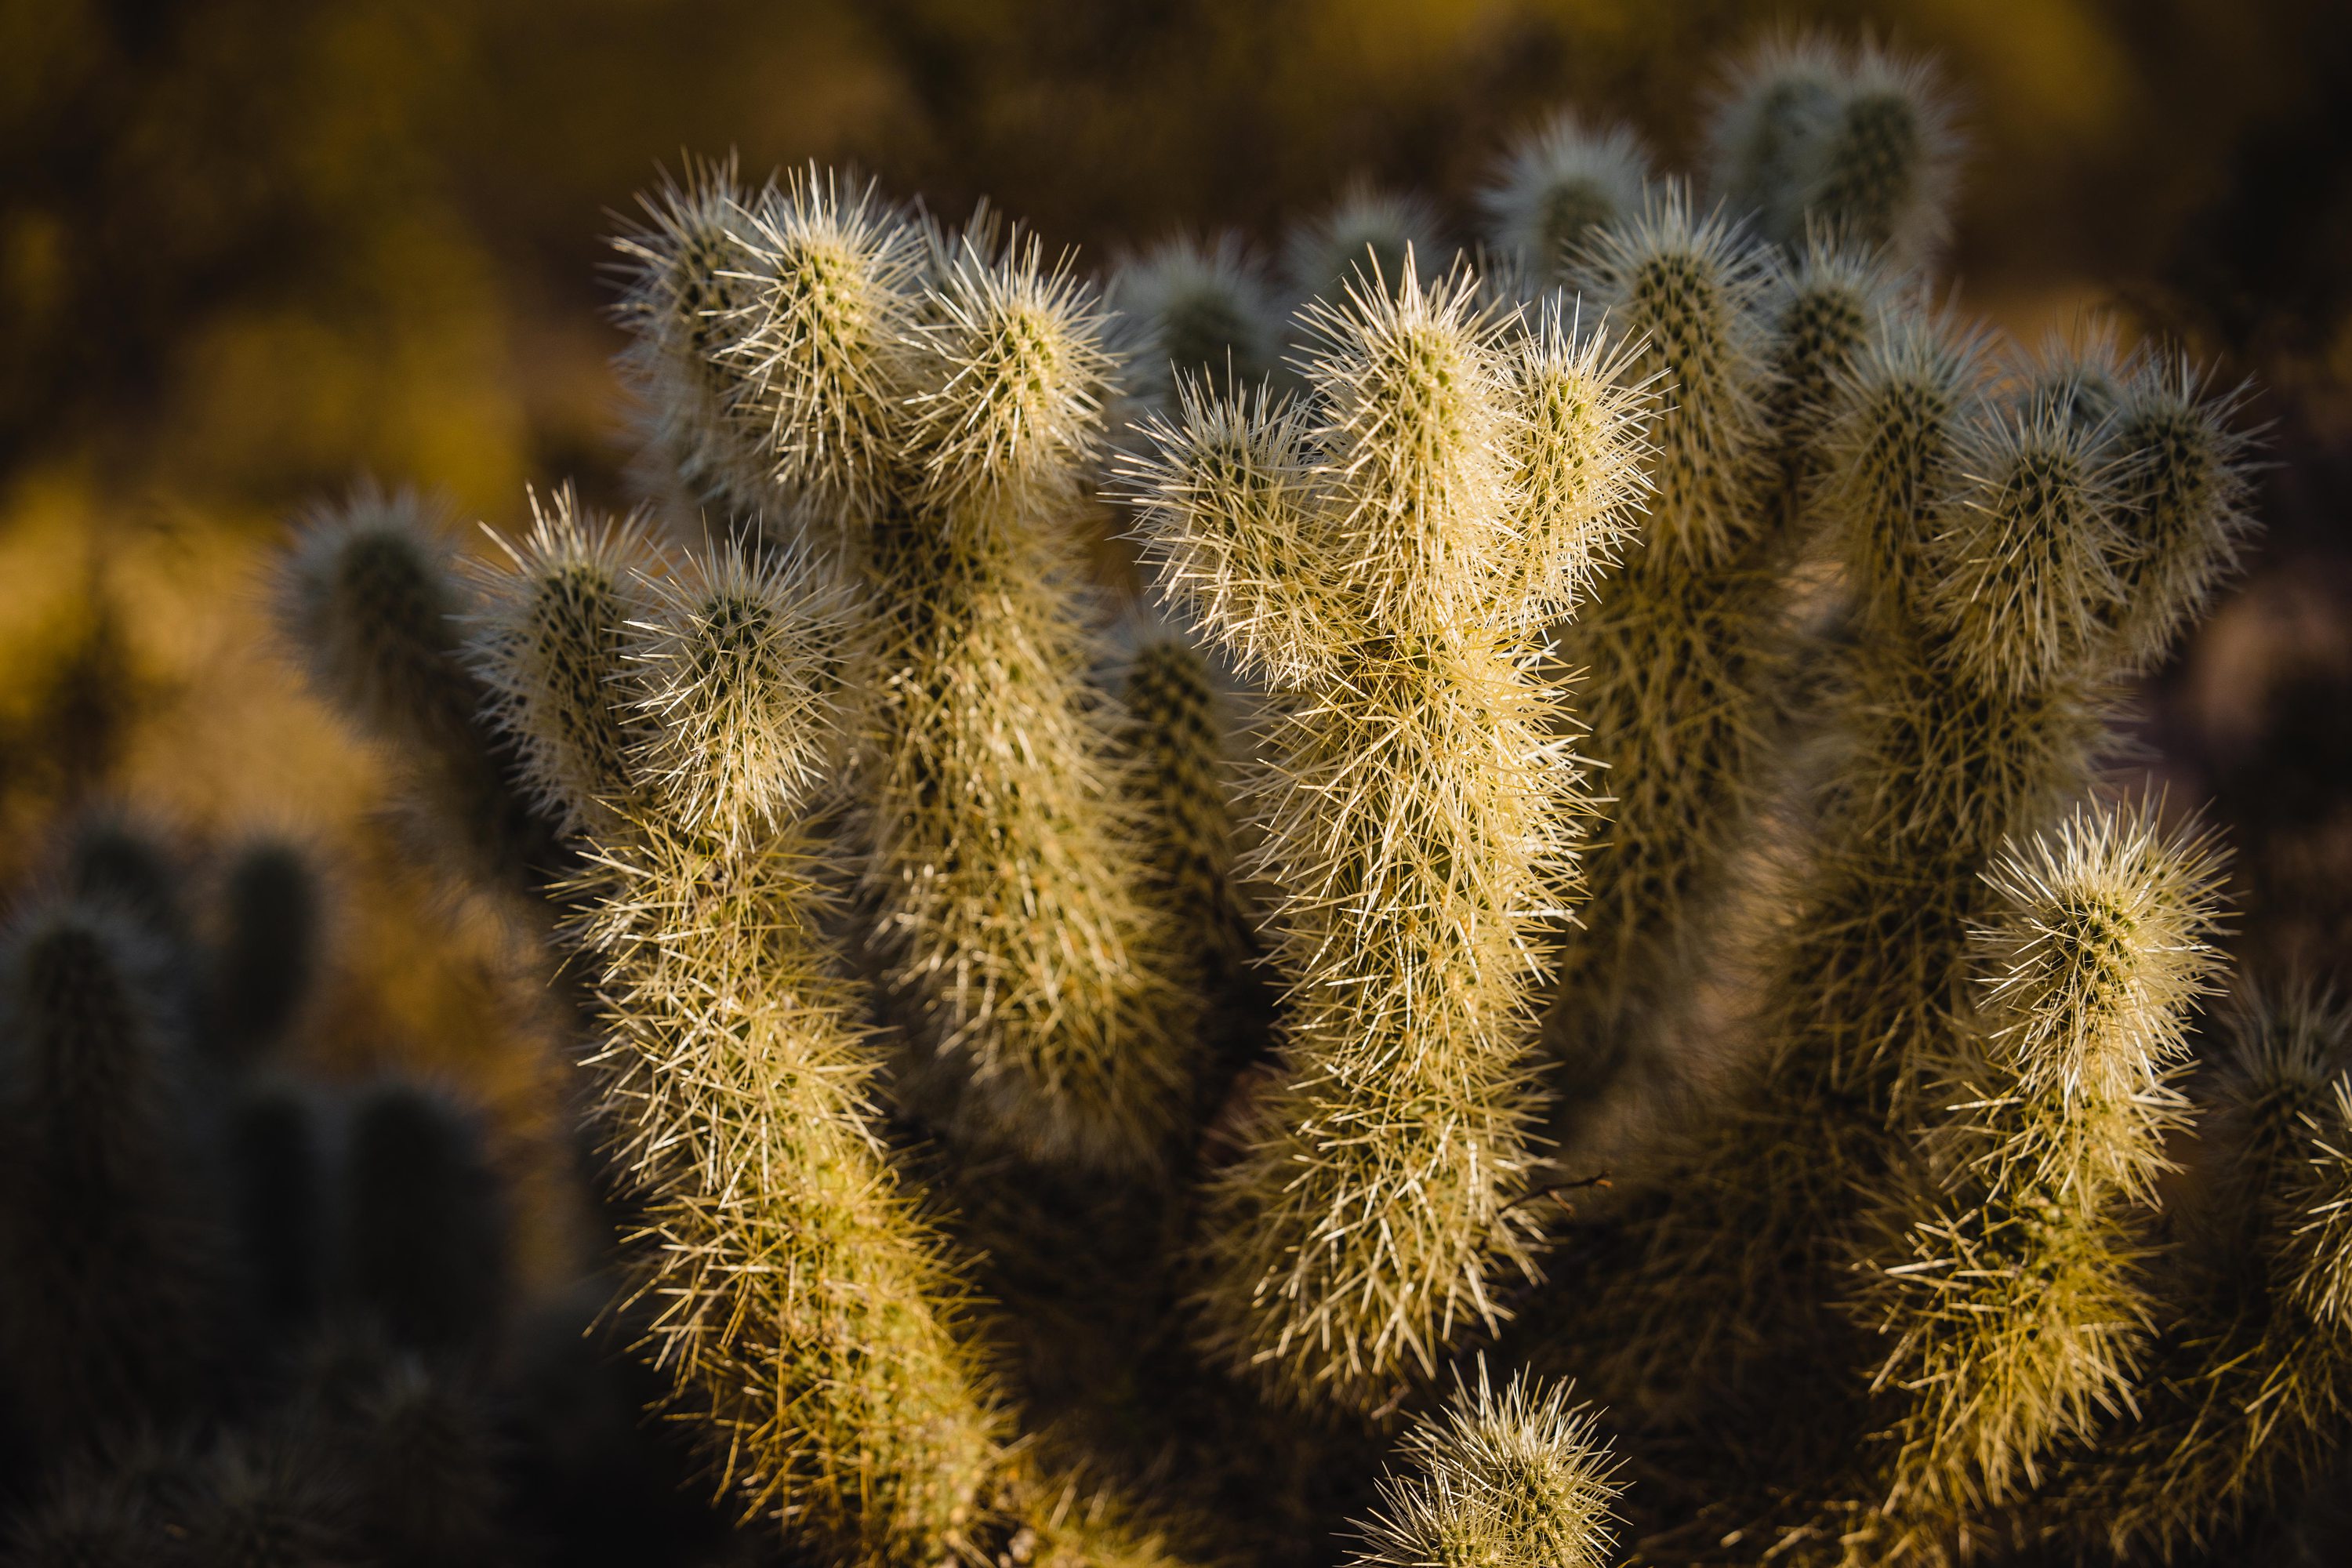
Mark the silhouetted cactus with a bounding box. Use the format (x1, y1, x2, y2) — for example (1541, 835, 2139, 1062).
(208, 840, 321, 1066)
(0, 898, 227, 1447)
(225, 1083, 329, 1338)
(337, 1083, 510, 1358)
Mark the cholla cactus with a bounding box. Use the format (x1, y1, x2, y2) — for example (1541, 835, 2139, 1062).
(1283, 185, 1447, 310)
(275, 487, 562, 899)
(1128, 275, 1650, 1411)
(1566, 311, 2259, 1479)
(466, 505, 1186, 1568)
(1111, 236, 1284, 412)
(1707, 36, 1959, 267)
(1851, 805, 2229, 1563)
(1348, 1364, 1621, 1568)
(1479, 116, 1652, 291)
(1541, 187, 1781, 1121)
(1119, 627, 1253, 995)
(612, 157, 779, 525)
(681, 174, 1203, 1174)
(238, 36, 2340, 1568)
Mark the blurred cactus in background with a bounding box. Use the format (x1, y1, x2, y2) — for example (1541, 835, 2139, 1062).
(6, 18, 2348, 1568)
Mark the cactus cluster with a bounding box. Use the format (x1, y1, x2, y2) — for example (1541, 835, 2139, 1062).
(158, 25, 2350, 1568)
(0, 815, 714, 1566)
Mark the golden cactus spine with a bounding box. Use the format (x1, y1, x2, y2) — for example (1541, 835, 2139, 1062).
(2038, 979, 2352, 1559)
(1852, 804, 2229, 1563)
(468, 510, 1004, 1563)
(1541, 187, 1779, 1105)
(626, 171, 1200, 1173)
(1130, 278, 1650, 1412)
(1348, 1365, 1621, 1568)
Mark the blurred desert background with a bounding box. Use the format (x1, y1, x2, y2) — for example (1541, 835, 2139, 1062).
(4, 0, 2348, 1284)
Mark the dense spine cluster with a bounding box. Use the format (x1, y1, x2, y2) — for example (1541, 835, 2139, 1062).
(1348, 1365, 1621, 1568)
(470, 517, 1007, 1560)
(673, 174, 1202, 1173)
(1852, 806, 2229, 1563)
(1539, 189, 1779, 1125)
(1130, 277, 1649, 1412)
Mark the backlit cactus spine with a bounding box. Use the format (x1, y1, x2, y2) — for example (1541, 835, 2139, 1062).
(1851, 804, 2228, 1564)
(466, 499, 1188, 1568)
(2040, 979, 2352, 1559)
(1541, 187, 1777, 1110)
(467, 511, 1005, 1562)
(1130, 277, 1650, 1412)
(1348, 1365, 1621, 1568)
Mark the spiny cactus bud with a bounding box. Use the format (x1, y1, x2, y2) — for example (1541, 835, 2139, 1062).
(1479, 114, 1652, 289)
(1570, 183, 1772, 571)
(1494, 298, 1656, 626)
(465, 487, 659, 837)
(278, 488, 555, 894)
(209, 838, 321, 1067)
(1298, 264, 1514, 635)
(1925, 402, 2129, 695)
(1348, 1365, 1621, 1568)
(278, 488, 485, 760)
(1857, 804, 2227, 1552)
(1816, 306, 1991, 631)
(724, 165, 924, 535)
(1704, 34, 1849, 248)
(1972, 803, 2230, 1152)
(1134, 257, 1641, 1411)
(336, 1083, 510, 1357)
(626, 539, 847, 847)
(1284, 185, 1446, 308)
(2103, 353, 2258, 669)
(0, 898, 226, 1442)
(1127, 385, 1352, 688)
(1707, 36, 1958, 267)
(1110, 234, 1283, 410)
(612, 156, 775, 523)
(906, 232, 1116, 508)
(1784, 42, 1959, 268)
